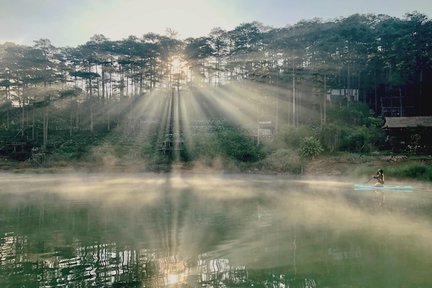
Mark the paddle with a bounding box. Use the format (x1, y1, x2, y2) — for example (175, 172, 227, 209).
(365, 177, 374, 184)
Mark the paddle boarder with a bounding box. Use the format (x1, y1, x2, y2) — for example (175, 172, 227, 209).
(373, 169, 384, 186)
(373, 169, 385, 207)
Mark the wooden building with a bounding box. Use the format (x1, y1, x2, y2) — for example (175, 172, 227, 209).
(383, 116, 432, 152)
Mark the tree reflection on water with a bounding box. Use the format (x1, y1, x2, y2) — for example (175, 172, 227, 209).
(0, 174, 431, 287)
(0, 233, 316, 287)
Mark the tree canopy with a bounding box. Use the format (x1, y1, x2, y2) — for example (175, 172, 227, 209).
(0, 12, 431, 162)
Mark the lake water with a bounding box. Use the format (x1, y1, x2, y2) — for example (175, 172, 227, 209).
(1, 173, 431, 287)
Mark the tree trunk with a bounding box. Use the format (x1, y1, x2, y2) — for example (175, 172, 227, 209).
(419, 69, 423, 115)
(75, 99, 80, 130)
(95, 65, 100, 99)
(321, 74, 327, 127)
(90, 101, 94, 133)
(89, 77, 94, 133)
(292, 63, 296, 127)
(32, 107, 35, 140)
(43, 106, 48, 150)
(399, 87, 403, 116)
(70, 101, 73, 138)
(109, 71, 113, 100)
(101, 67, 105, 100)
(107, 104, 111, 131)
(347, 64, 351, 107)
(139, 73, 143, 96)
(374, 70, 378, 113)
(21, 101, 25, 137)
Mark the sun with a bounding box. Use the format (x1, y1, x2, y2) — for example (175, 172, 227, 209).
(170, 56, 191, 82)
(171, 57, 182, 74)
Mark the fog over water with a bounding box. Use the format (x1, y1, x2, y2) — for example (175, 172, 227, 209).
(1, 173, 431, 287)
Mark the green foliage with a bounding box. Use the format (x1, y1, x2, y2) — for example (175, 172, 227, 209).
(50, 132, 107, 160)
(319, 124, 341, 152)
(341, 126, 384, 153)
(327, 103, 378, 126)
(59, 87, 82, 98)
(0, 101, 12, 112)
(187, 126, 263, 164)
(54, 140, 86, 159)
(385, 162, 432, 181)
(339, 127, 368, 152)
(300, 136, 323, 159)
(367, 117, 385, 128)
(216, 127, 263, 162)
(320, 103, 385, 153)
(1, 13, 431, 170)
(69, 71, 100, 79)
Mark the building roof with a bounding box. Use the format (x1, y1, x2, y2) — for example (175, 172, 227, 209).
(384, 116, 432, 128)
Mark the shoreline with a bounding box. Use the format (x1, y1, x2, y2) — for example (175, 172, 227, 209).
(1, 153, 431, 181)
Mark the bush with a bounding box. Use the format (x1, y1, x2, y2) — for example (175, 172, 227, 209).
(321, 103, 386, 153)
(340, 126, 384, 153)
(386, 162, 432, 181)
(327, 103, 372, 126)
(340, 127, 368, 152)
(217, 128, 263, 162)
(319, 124, 341, 152)
(300, 136, 323, 159)
(320, 124, 384, 153)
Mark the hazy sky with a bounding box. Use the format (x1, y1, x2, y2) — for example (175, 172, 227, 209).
(1, 0, 431, 47)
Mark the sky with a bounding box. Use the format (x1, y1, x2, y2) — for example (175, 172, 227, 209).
(0, 0, 431, 47)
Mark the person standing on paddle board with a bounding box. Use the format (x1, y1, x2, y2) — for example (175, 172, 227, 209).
(373, 169, 385, 186)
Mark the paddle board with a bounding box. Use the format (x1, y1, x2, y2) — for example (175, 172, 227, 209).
(354, 184, 413, 191)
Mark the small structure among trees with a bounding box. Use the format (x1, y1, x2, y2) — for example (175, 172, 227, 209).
(327, 89, 359, 103)
(256, 121, 274, 144)
(383, 116, 432, 152)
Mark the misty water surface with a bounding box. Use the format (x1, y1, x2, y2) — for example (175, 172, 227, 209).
(0, 173, 431, 287)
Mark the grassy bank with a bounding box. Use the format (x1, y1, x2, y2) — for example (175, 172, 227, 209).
(2, 151, 431, 183)
(385, 162, 432, 181)
(305, 153, 432, 182)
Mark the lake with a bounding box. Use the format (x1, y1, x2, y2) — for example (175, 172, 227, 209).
(1, 173, 431, 287)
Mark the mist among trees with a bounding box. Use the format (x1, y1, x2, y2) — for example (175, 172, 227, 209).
(0, 12, 431, 168)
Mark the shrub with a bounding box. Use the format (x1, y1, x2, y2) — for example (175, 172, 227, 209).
(339, 126, 384, 153)
(300, 136, 323, 159)
(217, 128, 263, 162)
(386, 162, 432, 181)
(327, 103, 371, 126)
(319, 124, 341, 152)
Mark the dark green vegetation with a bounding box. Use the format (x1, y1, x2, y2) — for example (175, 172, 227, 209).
(1, 13, 431, 180)
(386, 162, 432, 181)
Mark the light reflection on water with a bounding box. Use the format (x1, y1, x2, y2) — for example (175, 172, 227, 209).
(0, 173, 431, 287)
